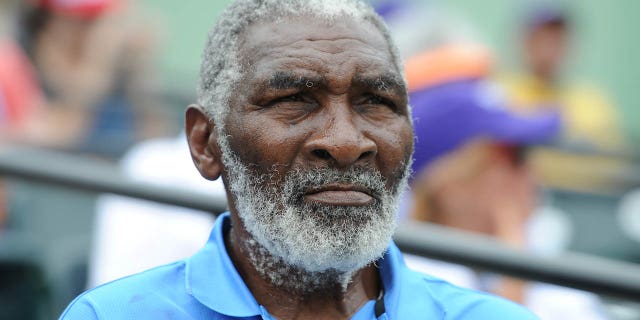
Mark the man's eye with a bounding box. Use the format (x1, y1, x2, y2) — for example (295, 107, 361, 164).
(269, 94, 306, 106)
(361, 95, 397, 110)
(260, 93, 317, 122)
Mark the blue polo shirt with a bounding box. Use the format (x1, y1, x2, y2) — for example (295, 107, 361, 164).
(60, 213, 538, 319)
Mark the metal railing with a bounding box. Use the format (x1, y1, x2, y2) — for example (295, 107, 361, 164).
(1, 146, 640, 300)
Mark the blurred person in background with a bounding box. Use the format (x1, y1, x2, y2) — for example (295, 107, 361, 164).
(1, 1, 173, 315)
(499, 4, 631, 192)
(18, 0, 173, 159)
(402, 44, 609, 320)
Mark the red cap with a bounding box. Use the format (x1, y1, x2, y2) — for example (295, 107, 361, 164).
(37, 0, 115, 19)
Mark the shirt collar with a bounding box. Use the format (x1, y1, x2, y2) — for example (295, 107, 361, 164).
(186, 212, 262, 317)
(185, 212, 435, 318)
(379, 242, 441, 318)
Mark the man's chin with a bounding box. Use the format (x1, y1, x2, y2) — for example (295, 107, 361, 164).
(280, 246, 386, 275)
(300, 204, 378, 225)
(265, 220, 393, 274)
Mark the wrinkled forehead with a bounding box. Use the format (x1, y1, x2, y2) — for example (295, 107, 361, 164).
(238, 15, 399, 80)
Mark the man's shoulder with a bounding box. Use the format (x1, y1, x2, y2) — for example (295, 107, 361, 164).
(59, 260, 207, 319)
(399, 269, 538, 319)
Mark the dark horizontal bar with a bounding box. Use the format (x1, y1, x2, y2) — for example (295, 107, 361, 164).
(1, 146, 639, 300)
(0, 147, 227, 214)
(394, 223, 640, 300)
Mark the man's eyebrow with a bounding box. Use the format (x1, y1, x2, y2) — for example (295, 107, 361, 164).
(354, 73, 407, 95)
(267, 71, 325, 90)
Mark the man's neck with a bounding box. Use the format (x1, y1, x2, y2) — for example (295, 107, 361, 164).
(226, 214, 381, 320)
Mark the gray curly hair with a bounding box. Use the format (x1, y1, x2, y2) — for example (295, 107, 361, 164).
(197, 0, 405, 131)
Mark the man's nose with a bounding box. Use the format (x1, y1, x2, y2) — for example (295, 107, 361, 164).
(303, 108, 377, 168)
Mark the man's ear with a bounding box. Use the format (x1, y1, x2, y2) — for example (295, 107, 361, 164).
(185, 105, 223, 180)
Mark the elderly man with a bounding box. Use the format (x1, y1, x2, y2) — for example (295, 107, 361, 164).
(60, 1, 536, 319)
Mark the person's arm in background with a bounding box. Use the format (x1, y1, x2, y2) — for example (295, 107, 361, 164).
(563, 84, 627, 151)
(0, 39, 44, 144)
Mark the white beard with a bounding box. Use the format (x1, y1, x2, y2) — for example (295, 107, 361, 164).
(218, 133, 410, 291)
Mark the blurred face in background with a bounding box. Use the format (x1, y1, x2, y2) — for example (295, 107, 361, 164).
(412, 141, 535, 247)
(524, 21, 569, 81)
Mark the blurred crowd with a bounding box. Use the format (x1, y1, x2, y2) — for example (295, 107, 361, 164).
(0, 0, 174, 155)
(1, 0, 639, 319)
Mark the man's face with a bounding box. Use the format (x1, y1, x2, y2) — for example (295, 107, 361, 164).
(525, 22, 569, 80)
(220, 16, 413, 275)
